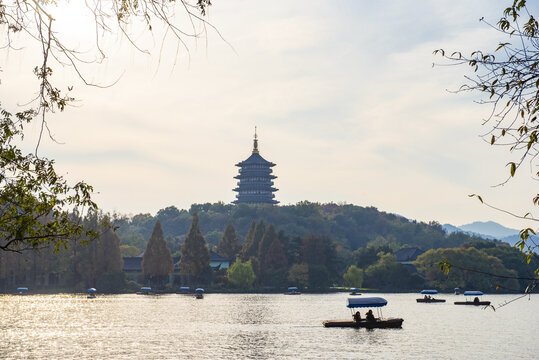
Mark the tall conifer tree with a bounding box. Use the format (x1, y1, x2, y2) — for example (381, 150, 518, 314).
(264, 237, 288, 271)
(258, 224, 278, 268)
(239, 221, 256, 261)
(142, 220, 174, 284)
(179, 212, 210, 282)
(240, 220, 265, 261)
(216, 222, 241, 259)
(97, 229, 124, 274)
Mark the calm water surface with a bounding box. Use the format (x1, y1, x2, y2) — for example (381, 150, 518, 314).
(1, 293, 537, 359)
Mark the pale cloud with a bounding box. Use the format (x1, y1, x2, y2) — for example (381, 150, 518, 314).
(1, 0, 535, 229)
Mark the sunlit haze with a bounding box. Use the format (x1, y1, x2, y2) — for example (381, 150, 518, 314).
(2, 0, 535, 229)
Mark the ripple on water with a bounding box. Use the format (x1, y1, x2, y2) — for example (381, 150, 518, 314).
(0, 293, 537, 359)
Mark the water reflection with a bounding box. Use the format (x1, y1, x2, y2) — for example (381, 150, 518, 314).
(228, 294, 275, 325)
(0, 293, 537, 359)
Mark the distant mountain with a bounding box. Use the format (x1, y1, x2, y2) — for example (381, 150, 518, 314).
(498, 234, 522, 247)
(441, 224, 461, 235)
(459, 221, 519, 239)
(442, 221, 526, 246)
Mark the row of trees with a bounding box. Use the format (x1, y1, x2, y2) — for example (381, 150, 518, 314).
(139, 213, 212, 288)
(216, 220, 341, 291)
(2, 207, 536, 293)
(114, 202, 483, 259)
(0, 211, 127, 292)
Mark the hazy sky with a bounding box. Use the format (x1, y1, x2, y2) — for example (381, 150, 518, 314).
(2, 0, 537, 229)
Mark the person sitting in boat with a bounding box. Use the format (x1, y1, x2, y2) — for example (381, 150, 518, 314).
(365, 309, 375, 322)
(474, 297, 479, 304)
(353, 311, 362, 323)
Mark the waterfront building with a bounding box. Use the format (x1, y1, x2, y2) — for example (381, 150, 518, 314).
(233, 130, 279, 204)
(122, 250, 231, 284)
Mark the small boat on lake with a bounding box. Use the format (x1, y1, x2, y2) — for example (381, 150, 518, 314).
(87, 288, 97, 299)
(416, 290, 445, 303)
(137, 287, 154, 295)
(178, 286, 191, 295)
(454, 287, 461, 295)
(285, 286, 301, 295)
(323, 297, 404, 329)
(349, 288, 361, 295)
(454, 291, 490, 306)
(195, 288, 204, 299)
(16, 287, 28, 295)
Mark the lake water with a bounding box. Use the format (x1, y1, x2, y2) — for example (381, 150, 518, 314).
(1, 293, 537, 359)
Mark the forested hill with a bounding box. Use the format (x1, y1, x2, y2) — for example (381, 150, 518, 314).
(114, 201, 486, 253)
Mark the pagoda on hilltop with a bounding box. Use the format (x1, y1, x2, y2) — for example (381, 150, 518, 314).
(233, 129, 279, 204)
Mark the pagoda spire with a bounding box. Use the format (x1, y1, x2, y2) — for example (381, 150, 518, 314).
(252, 126, 259, 154)
(233, 128, 278, 205)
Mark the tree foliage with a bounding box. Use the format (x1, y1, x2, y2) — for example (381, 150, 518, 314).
(343, 265, 364, 288)
(179, 212, 210, 281)
(142, 220, 173, 278)
(0, 210, 124, 291)
(415, 247, 520, 292)
(0, 106, 98, 252)
(216, 221, 241, 259)
(363, 253, 423, 291)
(120, 244, 141, 257)
(240, 220, 265, 261)
(287, 263, 308, 289)
(0, 1, 215, 252)
(227, 259, 256, 290)
(263, 236, 288, 271)
(258, 224, 278, 267)
(434, 0, 539, 281)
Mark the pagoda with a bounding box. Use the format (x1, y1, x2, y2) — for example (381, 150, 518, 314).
(233, 129, 279, 204)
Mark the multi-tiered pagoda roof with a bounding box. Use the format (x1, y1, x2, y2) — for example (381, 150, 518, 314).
(233, 130, 278, 204)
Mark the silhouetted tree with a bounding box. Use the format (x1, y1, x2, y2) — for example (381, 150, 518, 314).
(216, 222, 241, 259)
(258, 224, 278, 267)
(240, 220, 265, 261)
(179, 213, 210, 284)
(302, 234, 327, 266)
(142, 220, 174, 287)
(264, 237, 288, 271)
(97, 229, 124, 274)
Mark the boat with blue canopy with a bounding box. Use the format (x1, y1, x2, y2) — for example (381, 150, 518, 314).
(178, 286, 190, 294)
(137, 287, 153, 295)
(323, 297, 403, 328)
(416, 289, 445, 303)
(16, 287, 28, 295)
(454, 291, 490, 306)
(454, 287, 461, 295)
(285, 286, 301, 295)
(87, 288, 97, 298)
(195, 288, 204, 299)
(349, 288, 361, 295)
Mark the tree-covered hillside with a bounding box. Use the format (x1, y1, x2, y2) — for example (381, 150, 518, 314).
(114, 201, 486, 255)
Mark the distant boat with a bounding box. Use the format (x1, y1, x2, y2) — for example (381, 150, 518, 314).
(349, 288, 361, 295)
(454, 287, 461, 295)
(137, 287, 153, 295)
(416, 290, 445, 303)
(285, 286, 301, 295)
(178, 286, 190, 294)
(16, 287, 28, 295)
(195, 288, 204, 299)
(454, 291, 490, 306)
(87, 288, 97, 299)
(323, 297, 404, 329)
